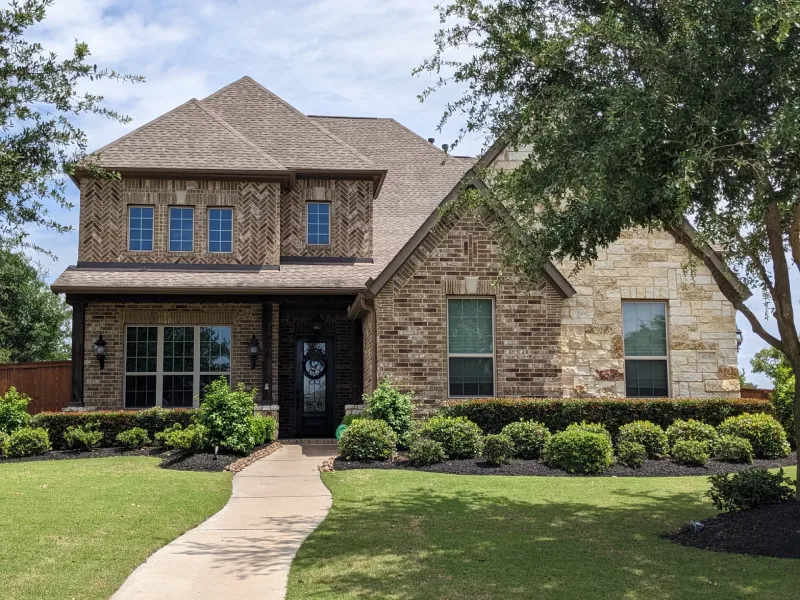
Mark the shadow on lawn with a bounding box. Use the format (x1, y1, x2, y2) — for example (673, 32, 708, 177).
(287, 482, 797, 600)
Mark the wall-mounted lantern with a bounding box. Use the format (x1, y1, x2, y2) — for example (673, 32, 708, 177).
(311, 314, 324, 335)
(735, 329, 743, 351)
(249, 335, 261, 369)
(94, 335, 107, 370)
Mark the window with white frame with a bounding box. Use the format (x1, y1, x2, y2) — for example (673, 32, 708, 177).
(124, 325, 231, 409)
(447, 298, 494, 397)
(208, 208, 233, 253)
(306, 202, 330, 245)
(128, 206, 154, 251)
(169, 207, 194, 252)
(623, 301, 669, 397)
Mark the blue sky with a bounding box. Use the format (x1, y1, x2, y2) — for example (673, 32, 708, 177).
(22, 0, 794, 387)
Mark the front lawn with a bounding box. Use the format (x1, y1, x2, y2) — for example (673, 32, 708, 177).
(288, 468, 799, 599)
(0, 457, 231, 600)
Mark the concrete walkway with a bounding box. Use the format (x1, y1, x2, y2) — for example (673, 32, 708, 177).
(112, 445, 334, 600)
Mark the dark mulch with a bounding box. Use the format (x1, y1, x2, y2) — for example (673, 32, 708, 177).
(0, 446, 165, 464)
(333, 454, 797, 477)
(159, 451, 239, 472)
(668, 501, 800, 559)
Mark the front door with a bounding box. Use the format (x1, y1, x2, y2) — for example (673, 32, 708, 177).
(295, 337, 334, 437)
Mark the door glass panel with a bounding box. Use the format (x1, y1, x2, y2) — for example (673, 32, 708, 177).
(302, 342, 328, 414)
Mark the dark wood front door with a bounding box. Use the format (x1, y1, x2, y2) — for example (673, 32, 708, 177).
(295, 336, 334, 437)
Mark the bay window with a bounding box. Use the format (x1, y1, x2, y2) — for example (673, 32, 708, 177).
(447, 298, 495, 397)
(623, 301, 669, 397)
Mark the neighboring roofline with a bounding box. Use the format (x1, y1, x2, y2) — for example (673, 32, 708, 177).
(51, 282, 366, 295)
(70, 167, 293, 189)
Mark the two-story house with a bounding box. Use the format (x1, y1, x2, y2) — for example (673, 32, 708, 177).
(52, 76, 746, 438)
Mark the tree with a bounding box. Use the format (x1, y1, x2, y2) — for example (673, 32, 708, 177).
(752, 347, 796, 440)
(0, 0, 142, 249)
(418, 0, 800, 495)
(0, 245, 70, 361)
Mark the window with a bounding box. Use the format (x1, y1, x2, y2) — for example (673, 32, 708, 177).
(128, 206, 154, 251)
(307, 202, 330, 245)
(447, 298, 494, 397)
(208, 208, 233, 253)
(124, 325, 231, 409)
(623, 301, 669, 397)
(169, 207, 194, 252)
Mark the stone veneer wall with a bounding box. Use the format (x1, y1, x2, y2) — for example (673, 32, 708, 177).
(78, 178, 281, 265)
(83, 302, 263, 410)
(374, 209, 563, 412)
(280, 179, 373, 258)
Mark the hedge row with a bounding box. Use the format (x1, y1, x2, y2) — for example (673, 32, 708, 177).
(30, 408, 199, 450)
(439, 398, 774, 435)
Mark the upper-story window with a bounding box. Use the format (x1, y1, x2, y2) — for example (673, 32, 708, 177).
(128, 206, 154, 251)
(169, 207, 194, 252)
(208, 208, 233, 253)
(307, 202, 330, 245)
(447, 297, 495, 397)
(623, 301, 669, 397)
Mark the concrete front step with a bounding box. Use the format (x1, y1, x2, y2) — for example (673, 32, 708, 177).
(278, 438, 337, 445)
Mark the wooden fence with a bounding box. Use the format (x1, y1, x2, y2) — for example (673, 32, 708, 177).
(740, 388, 773, 401)
(0, 361, 72, 414)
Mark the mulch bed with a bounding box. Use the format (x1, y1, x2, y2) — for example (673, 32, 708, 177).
(0, 446, 165, 464)
(668, 501, 800, 559)
(331, 454, 797, 477)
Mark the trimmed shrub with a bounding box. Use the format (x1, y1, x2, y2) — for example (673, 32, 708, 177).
(30, 409, 198, 450)
(717, 413, 790, 459)
(0, 387, 31, 434)
(338, 419, 397, 461)
(0, 431, 8, 456)
(482, 433, 515, 466)
(5, 427, 51, 458)
(713, 434, 753, 463)
(566, 421, 612, 443)
(64, 423, 103, 451)
(198, 378, 258, 455)
(707, 469, 795, 512)
(671, 440, 710, 466)
(364, 377, 414, 448)
(157, 423, 209, 452)
(543, 429, 614, 474)
(418, 416, 483, 459)
(501, 420, 551, 459)
(250, 415, 277, 447)
(341, 414, 366, 427)
(617, 421, 669, 459)
(408, 437, 446, 465)
(616, 441, 647, 468)
(116, 427, 151, 450)
(666, 419, 718, 449)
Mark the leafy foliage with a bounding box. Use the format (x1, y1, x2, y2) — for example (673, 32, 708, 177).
(364, 377, 415, 448)
(717, 413, 790, 458)
(198, 378, 258, 455)
(751, 347, 796, 441)
(666, 419, 719, 449)
(408, 437, 447, 465)
(707, 469, 795, 512)
(419, 416, 483, 459)
(712, 434, 754, 464)
(543, 429, 613, 474)
(0, 430, 7, 455)
(0, 386, 30, 434)
(4, 426, 50, 457)
(482, 433, 515, 466)
(670, 440, 710, 466)
(115, 427, 151, 450)
(63, 422, 103, 451)
(500, 420, 550, 459)
(156, 423, 209, 453)
(250, 415, 277, 447)
(616, 441, 647, 469)
(340, 414, 366, 427)
(617, 421, 669, 459)
(565, 421, 612, 443)
(338, 419, 397, 461)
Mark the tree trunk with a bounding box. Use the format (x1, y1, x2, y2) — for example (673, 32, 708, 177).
(795, 375, 800, 500)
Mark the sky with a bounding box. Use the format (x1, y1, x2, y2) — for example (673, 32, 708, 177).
(19, 0, 796, 388)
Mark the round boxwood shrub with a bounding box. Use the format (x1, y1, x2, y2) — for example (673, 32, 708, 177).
(617, 420, 668, 459)
(566, 421, 612, 443)
(543, 429, 614, 474)
(707, 468, 795, 512)
(116, 427, 152, 450)
(717, 413, 790, 458)
(418, 416, 483, 459)
(0, 430, 8, 456)
(501, 420, 551, 459)
(338, 419, 397, 461)
(364, 377, 414, 448)
(713, 434, 753, 464)
(616, 441, 647, 468)
(64, 423, 104, 451)
(408, 437, 447, 465)
(671, 440, 710, 466)
(5, 427, 51, 458)
(666, 419, 718, 449)
(482, 433, 515, 466)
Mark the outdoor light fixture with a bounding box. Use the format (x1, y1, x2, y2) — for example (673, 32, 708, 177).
(93, 335, 107, 370)
(736, 329, 743, 350)
(311, 314, 324, 335)
(249, 335, 261, 369)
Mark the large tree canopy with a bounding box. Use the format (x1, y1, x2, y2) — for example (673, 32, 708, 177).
(0, 0, 141, 248)
(418, 0, 800, 490)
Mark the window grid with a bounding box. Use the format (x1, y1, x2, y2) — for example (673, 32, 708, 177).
(208, 208, 233, 253)
(128, 206, 154, 251)
(447, 297, 495, 398)
(307, 202, 330, 245)
(622, 301, 670, 398)
(169, 207, 194, 253)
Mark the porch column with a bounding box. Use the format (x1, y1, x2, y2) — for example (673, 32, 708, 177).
(261, 301, 272, 405)
(69, 300, 86, 407)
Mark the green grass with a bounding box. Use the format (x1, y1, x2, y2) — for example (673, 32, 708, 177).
(0, 457, 231, 600)
(288, 468, 799, 600)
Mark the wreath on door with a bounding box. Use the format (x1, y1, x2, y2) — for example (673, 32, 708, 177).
(303, 343, 329, 380)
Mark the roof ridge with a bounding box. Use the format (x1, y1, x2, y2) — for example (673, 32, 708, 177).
(386, 118, 453, 159)
(308, 115, 389, 120)
(192, 100, 285, 170)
